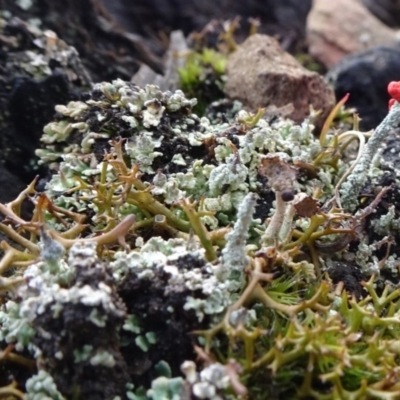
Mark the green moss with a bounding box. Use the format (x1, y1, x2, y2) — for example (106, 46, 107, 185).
(178, 48, 227, 115)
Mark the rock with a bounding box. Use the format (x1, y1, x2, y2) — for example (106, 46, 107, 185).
(0, 16, 90, 183)
(361, 0, 400, 28)
(0, 165, 26, 204)
(132, 31, 188, 92)
(307, 0, 399, 69)
(103, 0, 312, 53)
(0, 164, 32, 227)
(224, 34, 335, 124)
(326, 46, 400, 131)
(2, 0, 163, 81)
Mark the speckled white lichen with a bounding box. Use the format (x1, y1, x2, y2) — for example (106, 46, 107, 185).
(73, 344, 93, 363)
(125, 132, 163, 174)
(208, 153, 248, 196)
(0, 300, 36, 352)
(0, 242, 124, 356)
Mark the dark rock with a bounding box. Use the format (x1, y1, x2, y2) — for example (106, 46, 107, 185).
(362, 0, 400, 28)
(0, 165, 26, 204)
(30, 249, 130, 400)
(326, 46, 400, 131)
(103, 0, 312, 53)
(224, 34, 335, 125)
(117, 251, 212, 387)
(0, 16, 90, 183)
(1, 0, 163, 82)
(327, 263, 364, 299)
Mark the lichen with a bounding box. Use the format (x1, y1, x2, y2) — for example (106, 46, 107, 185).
(3, 81, 400, 399)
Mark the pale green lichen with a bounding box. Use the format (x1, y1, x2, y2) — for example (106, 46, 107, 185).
(26, 370, 65, 400)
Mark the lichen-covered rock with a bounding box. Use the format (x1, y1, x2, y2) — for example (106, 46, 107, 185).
(1, 242, 130, 400)
(113, 238, 231, 385)
(224, 34, 335, 125)
(1, 0, 163, 82)
(34, 79, 337, 242)
(0, 15, 91, 183)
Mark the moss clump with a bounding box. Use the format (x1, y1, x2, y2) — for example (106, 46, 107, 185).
(178, 48, 227, 115)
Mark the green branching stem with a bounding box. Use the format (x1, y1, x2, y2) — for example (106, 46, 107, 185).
(181, 198, 217, 261)
(130, 191, 190, 232)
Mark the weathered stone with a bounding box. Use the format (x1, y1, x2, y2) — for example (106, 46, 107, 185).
(307, 0, 399, 68)
(224, 34, 335, 124)
(327, 46, 400, 131)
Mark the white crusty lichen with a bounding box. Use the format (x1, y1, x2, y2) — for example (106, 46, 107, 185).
(26, 370, 65, 400)
(146, 376, 183, 400)
(0, 299, 36, 352)
(340, 102, 400, 212)
(90, 349, 116, 367)
(0, 234, 72, 352)
(181, 360, 231, 400)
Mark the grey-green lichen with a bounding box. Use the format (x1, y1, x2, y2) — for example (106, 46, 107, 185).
(26, 370, 65, 400)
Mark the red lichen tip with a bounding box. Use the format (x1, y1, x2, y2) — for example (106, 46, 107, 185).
(389, 98, 396, 110)
(388, 81, 400, 102)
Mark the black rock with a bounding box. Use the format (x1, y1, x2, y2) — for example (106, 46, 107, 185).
(326, 46, 400, 131)
(0, 165, 26, 204)
(0, 17, 90, 184)
(361, 0, 400, 28)
(103, 0, 312, 52)
(327, 263, 364, 299)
